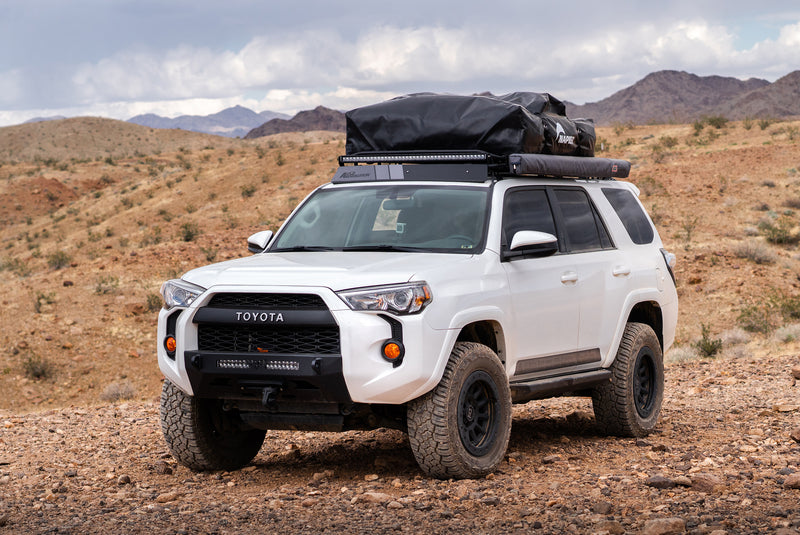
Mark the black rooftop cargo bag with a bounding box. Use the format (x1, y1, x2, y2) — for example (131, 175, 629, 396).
(345, 92, 595, 157)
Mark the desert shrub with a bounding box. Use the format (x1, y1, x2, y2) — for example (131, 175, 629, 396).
(759, 118, 773, 131)
(659, 135, 679, 149)
(637, 175, 666, 197)
(33, 291, 56, 313)
(731, 240, 777, 264)
(737, 303, 776, 333)
(95, 275, 119, 295)
(784, 197, 800, 209)
(719, 345, 751, 359)
(705, 115, 729, 129)
(665, 346, 698, 364)
(201, 246, 218, 262)
(770, 293, 800, 321)
(719, 328, 750, 346)
(692, 120, 704, 136)
(180, 222, 200, 242)
(773, 323, 800, 343)
(100, 382, 136, 402)
(742, 117, 754, 130)
(47, 250, 71, 270)
(241, 184, 256, 198)
(145, 293, 162, 312)
(23, 354, 54, 380)
(255, 146, 267, 159)
(759, 215, 799, 244)
(694, 324, 723, 358)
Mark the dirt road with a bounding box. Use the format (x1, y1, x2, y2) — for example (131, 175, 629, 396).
(1, 349, 799, 534)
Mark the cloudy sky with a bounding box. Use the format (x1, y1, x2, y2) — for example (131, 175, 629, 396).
(1, 1, 799, 126)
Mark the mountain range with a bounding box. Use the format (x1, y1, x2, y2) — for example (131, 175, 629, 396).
(128, 105, 290, 138)
(18, 69, 798, 138)
(566, 70, 800, 124)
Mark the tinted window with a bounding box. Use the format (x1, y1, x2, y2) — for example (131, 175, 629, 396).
(553, 189, 608, 252)
(502, 188, 557, 246)
(602, 188, 654, 244)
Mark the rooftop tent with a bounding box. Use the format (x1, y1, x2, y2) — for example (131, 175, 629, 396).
(345, 92, 595, 157)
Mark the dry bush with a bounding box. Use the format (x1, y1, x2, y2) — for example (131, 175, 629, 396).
(773, 324, 800, 343)
(731, 239, 777, 264)
(665, 346, 698, 364)
(719, 345, 751, 360)
(100, 382, 136, 402)
(719, 328, 750, 346)
(23, 354, 54, 380)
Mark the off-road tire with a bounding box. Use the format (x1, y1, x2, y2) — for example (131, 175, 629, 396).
(160, 380, 266, 471)
(407, 342, 511, 479)
(592, 322, 664, 437)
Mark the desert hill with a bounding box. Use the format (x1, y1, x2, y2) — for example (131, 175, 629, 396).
(1, 116, 800, 414)
(244, 106, 345, 138)
(566, 70, 772, 124)
(0, 116, 246, 163)
(718, 70, 800, 119)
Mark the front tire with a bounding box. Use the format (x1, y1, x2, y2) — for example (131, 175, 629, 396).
(160, 380, 266, 471)
(407, 342, 511, 479)
(592, 322, 664, 437)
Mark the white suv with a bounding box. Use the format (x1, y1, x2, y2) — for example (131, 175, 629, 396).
(157, 151, 678, 479)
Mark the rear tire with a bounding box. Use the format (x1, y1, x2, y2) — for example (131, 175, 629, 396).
(592, 322, 664, 437)
(160, 380, 266, 471)
(407, 342, 511, 479)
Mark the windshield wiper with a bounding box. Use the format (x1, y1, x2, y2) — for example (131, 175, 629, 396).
(341, 245, 426, 252)
(270, 245, 338, 252)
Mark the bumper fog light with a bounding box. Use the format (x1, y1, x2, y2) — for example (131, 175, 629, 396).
(164, 336, 177, 354)
(381, 340, 405, 363)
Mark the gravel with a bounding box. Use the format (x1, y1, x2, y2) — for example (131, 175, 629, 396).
(0, 350, 798, 533)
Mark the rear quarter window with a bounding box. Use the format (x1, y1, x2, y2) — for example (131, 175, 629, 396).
(602, 187, 654, 245)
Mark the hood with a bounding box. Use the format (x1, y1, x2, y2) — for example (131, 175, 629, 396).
(181, 251, 475, 292)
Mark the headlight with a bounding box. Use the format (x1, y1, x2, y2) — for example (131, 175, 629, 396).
(337, 282, 432, 315)
(160, 279, 206, 310)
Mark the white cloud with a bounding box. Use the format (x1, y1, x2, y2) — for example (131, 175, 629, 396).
(3, 15, 800, 126)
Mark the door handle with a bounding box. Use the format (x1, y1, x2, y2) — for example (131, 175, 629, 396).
(612, 266, 631, 277)
(561, 271, 578, 284)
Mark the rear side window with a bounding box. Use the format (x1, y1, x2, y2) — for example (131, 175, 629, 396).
(602, 188, 654, 245)
(552, 188, 612, 252)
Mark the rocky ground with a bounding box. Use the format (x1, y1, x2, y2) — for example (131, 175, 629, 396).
(1, 347, 799, 534)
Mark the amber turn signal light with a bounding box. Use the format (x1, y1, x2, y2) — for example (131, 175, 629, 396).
(381, 340, 405, 363)
(164, 336, 177, 354)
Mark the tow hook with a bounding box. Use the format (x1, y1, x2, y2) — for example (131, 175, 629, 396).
(261, 386, 281, 408)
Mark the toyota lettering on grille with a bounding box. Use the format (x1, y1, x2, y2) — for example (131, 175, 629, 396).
(235, 311, 285, 323)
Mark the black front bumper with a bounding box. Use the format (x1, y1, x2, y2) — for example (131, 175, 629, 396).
(185, 351, 351, 403)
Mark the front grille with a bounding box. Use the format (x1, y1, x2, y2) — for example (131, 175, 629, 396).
(198, 325, 340, 354)
(206, 293, 327, 310)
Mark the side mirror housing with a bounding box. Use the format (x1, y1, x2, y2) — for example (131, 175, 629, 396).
(503, 230, 558, 261)
(247, 230, 273, 254)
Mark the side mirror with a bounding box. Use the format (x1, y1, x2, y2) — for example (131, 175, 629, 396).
(503, 230, 558, 261)
(247, 230, 273, 254)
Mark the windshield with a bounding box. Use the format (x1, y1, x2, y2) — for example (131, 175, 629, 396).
(271, 185, 489, 253)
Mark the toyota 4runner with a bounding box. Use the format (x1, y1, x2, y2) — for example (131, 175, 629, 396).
(157, 149, 678, 479)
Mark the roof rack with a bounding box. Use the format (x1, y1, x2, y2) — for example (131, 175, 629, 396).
(333, 151, 630, 184)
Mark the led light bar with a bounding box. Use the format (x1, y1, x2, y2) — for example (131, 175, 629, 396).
(217, 359, 300, 371)
(339, 152, 490, 165)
